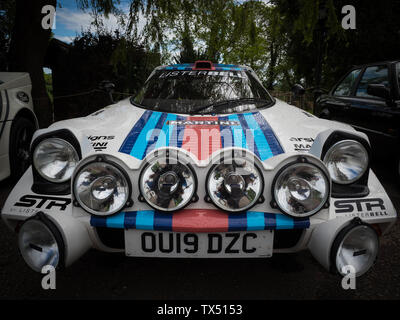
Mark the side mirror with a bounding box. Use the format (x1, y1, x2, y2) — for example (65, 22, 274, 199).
(367, 84, 391, 100)
(292, 84, 305, 97)
(98, 80, 115, 103)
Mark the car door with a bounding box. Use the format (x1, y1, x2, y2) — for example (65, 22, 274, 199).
(347, 64, 398, 139)
(317, 68, 362, 123)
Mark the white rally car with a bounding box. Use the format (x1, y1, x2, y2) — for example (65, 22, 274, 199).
(0, 73, 38, 181)
(1, 61, 397, 276)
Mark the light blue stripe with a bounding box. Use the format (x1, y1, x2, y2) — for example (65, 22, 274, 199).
(136, 210, 155, 230)
(130, 112, 162, 159)
(106, 211, 125, 229)
(228, 114, 247, 149)
(242, 113, 273, 161)
(154, 113, 176, 150)
(275, 214, 294, 230)
(247, 211, 265, 231)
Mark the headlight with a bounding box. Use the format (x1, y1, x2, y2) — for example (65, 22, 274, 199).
(273, 161, 329, 218)
(207, 157, 263, 212)
(140, 155, 196, 212)
(18, 217, 63, 272)
(73, 161, 130, 216)
(33, 138, 79, 183)
(332, 222, 379, 277)
(323, 140, 368, 184)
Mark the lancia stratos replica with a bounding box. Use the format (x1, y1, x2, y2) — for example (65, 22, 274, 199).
(1, 61, 397, 276)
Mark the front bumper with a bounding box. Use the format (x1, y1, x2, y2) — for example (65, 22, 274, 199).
(1, 166, 397, 273)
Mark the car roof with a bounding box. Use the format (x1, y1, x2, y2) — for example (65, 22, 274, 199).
(156, 62, 250, 72)
(352, 59, 400, 68)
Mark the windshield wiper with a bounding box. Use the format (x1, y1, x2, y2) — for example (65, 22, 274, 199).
(191, 98, 271, 114)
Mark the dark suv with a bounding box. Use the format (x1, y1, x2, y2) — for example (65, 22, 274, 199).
(315, 60, 400, 177)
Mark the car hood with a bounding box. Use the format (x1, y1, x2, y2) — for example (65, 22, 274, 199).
(36, 98, 354, 168)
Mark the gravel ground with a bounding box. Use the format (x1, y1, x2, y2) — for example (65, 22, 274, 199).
(0, 159, 399, 300)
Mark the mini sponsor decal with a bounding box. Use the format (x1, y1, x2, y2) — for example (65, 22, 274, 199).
(334, 198, 388, 218)
(290, 137, 314, 151)
(88, 135, 114, 152)
(12, 195, 71, 213)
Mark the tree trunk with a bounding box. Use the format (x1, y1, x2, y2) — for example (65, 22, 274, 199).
(8, 0, 56, 128)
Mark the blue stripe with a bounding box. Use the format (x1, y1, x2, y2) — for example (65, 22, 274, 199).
(252, 112, 284, 156)
(124, 211, 137, 229)
(293, 218, 310, 229)
(130, 112, 163, 159)
(154, 113, 177, 150)
(106, 211, 125, 229)
(90, 216, 107, 228)
(243, 113, 273, 161)
(143, 112, 168, 156)
(153, 211, 173, 231)
(119, 110, 153, 154)
(218, 115, 233, 148)
(237, 113, 260, 158)
(228, 212, 248, 231)
(275, 214, 295, 230)
(135, 210, 155, 230)
(247, 211, 265, 231)
(169, 115, 186, 148)
(228, 114, 247, 149)
(264, 213, 276, 230)
(91, 211, 310, 231)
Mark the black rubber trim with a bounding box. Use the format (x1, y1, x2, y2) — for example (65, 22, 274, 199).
(204, 155, 265, 214)
(0, 89, 10, 141)
(138, 150, 198, 213)
(270, 156, 330, 219)
(30, 129, 82, 195)
(20, 212, 66, 271)
(329, 217, 379, 274)
(72, 155, 133, 216)
(321, 131, 371, 198)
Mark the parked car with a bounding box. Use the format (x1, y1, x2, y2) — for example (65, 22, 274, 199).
(314, 60, 400, 177)
(0, 73, 38, 181)
(1, 61, 397, 277)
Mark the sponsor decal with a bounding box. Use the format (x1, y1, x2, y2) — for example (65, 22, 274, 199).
(290, 137, 314, 151)
(14, 195, 71, 211)
(334, 198, 388, 218)
(88, 135, 114, 152)
(119, 111, 284, 161)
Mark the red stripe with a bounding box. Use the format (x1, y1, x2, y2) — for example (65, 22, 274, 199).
(172, 209, 229, 232)
(181, 116, 222, 161)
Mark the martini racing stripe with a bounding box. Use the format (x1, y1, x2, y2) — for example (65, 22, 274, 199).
(119, 110, 284, 161)
(90, 210, 310, 232)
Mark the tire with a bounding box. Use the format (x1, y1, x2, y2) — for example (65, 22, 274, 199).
(9, 117, 36, 180)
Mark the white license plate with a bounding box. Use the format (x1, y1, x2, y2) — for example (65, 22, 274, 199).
(125, 230, 274, 258)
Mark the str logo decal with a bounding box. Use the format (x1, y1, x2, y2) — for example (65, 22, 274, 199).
(88, 135, 114, 152)
(334, 198, 388, 218)
(14, 195, 71, 211)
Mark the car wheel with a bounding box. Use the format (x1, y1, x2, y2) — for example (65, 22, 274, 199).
(9, 117, 36, 180)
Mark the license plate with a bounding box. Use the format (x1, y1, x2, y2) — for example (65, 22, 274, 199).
(125, 230, 274, 258)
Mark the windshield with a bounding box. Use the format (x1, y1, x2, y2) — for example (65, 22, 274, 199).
(131, 69, 274, 114)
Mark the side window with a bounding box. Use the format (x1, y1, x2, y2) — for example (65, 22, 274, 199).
(333, 69, 361, 96)
(356, 65, 389, 98)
